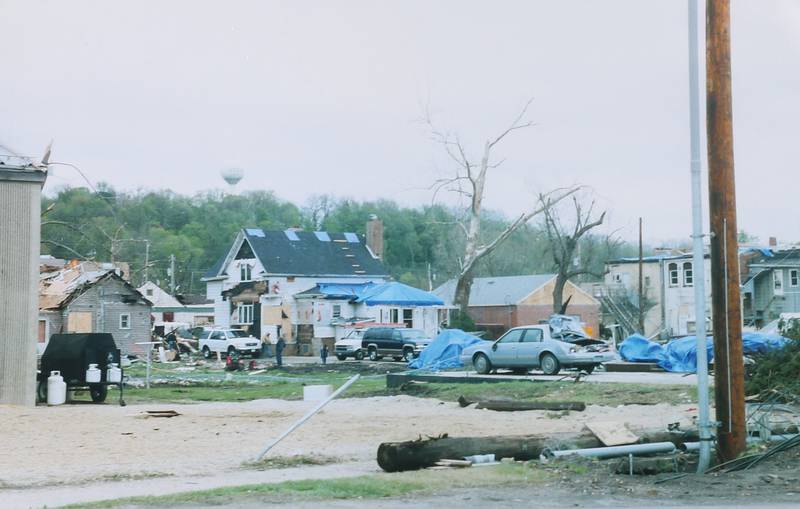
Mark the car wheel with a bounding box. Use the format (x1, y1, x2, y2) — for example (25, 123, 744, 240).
(90, 384, 108, 403)
(540, 353, 561, 375)
(202, 346, 211, 359)
(473, 353, 491, 375)
(368, 348, 380, 361)
(354, 350, 365, 361)
(402, 349, 414, 362)
(227, 346, 237, 356)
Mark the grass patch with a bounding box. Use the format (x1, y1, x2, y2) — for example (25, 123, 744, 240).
(67, 463, 550, 508)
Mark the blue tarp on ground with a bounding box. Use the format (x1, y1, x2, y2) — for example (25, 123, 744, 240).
(355, 282, 445, 306)
(408, 329, 483, 371)
(619, 333, 788, 373)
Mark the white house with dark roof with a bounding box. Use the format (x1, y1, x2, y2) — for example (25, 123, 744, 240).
(203, 220, 446, 354)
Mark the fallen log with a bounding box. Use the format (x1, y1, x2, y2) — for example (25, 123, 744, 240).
(457, 395, 585, 411)
(377, 431, 602, 472)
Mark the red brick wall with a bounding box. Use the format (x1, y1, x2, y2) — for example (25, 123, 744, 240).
(467, 303, 600, 339)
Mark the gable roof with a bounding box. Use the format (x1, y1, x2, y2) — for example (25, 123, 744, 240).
(433, 274, 556, 307)
(40, 262, 150, 311)
(204, 229, 389, 279)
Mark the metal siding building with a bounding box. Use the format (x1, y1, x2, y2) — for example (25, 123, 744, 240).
(0, 162, 46, 406)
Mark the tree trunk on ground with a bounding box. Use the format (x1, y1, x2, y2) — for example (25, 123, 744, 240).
(376, 429, 705, 472)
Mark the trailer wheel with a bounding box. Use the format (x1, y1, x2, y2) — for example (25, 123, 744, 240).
(90, 384, 108, 403)
(37, 381, 47, 403)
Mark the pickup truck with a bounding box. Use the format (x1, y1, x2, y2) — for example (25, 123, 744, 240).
(333, 330, 366, 361)
(361, 327, 432, 362)
(199, 328, 261, 358)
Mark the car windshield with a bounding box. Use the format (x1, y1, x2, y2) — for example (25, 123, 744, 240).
(400, 329, 426, 340)
(227, 330, 248, 338)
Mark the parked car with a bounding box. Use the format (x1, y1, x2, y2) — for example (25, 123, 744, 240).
(199, 328, 261, 358)
(334, 329, 366, 361)
(459, 325, 616, 375)
(361, 327, 432, 362)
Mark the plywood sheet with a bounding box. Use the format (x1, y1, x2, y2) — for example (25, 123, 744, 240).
(585, 421, 639, 446)
(67, 312, 92, 333)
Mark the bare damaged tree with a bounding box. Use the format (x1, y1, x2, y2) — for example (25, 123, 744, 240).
(427, 99, 580, 314)
(540, 194, 608, 314)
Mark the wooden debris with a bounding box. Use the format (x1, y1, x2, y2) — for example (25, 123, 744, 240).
(145, 410, 181, 418)
(458, 395, 585, 412)
(586, 421, 639, 446)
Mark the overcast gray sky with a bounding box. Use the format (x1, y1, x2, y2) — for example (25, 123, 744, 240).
(2, 0, 799, 244)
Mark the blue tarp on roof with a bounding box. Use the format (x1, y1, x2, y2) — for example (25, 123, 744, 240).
(316, 282, 376, 299)
(355, 282, 445, 306)
(408, 329, 483, 371)
(619, 333, 788, 373)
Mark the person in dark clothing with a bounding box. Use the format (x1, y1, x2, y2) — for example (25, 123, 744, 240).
(275, 336, 286, 367)
(320, 344, 329, 365)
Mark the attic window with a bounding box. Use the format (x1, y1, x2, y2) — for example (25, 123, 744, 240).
(146, 289, 154, 297)
(344, 232, 359, 243)
(235, 242, 255, 260)
(284, 230, 300, 241)
(314, 232, 331, 242)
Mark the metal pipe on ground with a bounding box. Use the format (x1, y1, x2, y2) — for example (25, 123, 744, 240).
(542, 442, 676, 460)
(681, 434, 799, 452)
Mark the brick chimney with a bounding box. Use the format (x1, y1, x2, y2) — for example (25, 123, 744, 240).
(366, 214, 384, 260)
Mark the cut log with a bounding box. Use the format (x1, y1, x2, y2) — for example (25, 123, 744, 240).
(377, 431, 602, 472)
(475, 401, 586, 412)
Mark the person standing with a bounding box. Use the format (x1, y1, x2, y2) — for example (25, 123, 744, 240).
(261, 331, 272, 358)
(320, 343, 329, 365)
(275, 335, 286, 367)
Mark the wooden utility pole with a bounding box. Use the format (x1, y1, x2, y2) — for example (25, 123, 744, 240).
(638, 217, 644, 333)
(706, 0, 746, 461)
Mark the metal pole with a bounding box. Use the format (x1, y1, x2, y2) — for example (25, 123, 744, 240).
(255, 375, 360, 461)
(706, 0, 746, 461)
(638, 217, 644, 333)
(689, 0, 713, 473)
(170, 254, 176, 295)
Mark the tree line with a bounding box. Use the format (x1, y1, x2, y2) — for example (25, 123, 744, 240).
(40, 185, 637, 297)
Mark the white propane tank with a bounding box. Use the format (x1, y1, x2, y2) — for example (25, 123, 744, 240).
(107, 363, 122, 383)
(47, 371, 67, 405)
(86, 363, 101, 383)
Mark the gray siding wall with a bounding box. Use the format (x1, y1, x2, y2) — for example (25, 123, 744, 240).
(753, 269, 800, 321)
(64, 277, 151, 355)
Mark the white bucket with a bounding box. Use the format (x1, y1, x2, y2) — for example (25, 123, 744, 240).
(303, 384, 333, 401)
(86, 363, 101, 383)
(47, 371, 67, 406)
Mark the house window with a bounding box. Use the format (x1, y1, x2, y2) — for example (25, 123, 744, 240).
(119, 313, 131, 330)
(390, 308, 399, 323)
(683, 262, 693, 287)
(668, 263, 679, 287)
(332, 304, 341, 319)
(790, 269, 799, 287)
(613, 273, 622, 283)
(645, 276, 651, 287)
(402, 309, 413, 328)
(240, 264, 252, 281)
(774, 270, 784, 295)
(146, 288, 154, 297)
(237, 304, 254, 324)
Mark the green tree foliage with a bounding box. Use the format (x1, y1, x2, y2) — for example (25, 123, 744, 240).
(41, 185, 635, 295)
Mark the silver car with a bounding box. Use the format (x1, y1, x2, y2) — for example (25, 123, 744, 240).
(459, 326, 616, 375)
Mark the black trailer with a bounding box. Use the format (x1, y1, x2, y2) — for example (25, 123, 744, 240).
(37, 333, 126, 406)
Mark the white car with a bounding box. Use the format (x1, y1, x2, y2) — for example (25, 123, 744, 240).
(199, 328, 261, 358)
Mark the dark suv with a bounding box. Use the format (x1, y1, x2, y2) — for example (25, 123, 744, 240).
(361, 327, 432, 362)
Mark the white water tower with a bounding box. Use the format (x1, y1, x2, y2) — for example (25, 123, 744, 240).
(221, 168, 244, 194)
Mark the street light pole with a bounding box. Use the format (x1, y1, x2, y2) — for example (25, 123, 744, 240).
(688, 0, 713, 473)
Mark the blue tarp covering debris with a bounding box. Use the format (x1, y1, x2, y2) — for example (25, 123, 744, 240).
(408, 329, 483, 371)
(619, 333, 788, 373)
(355, 282, 445, 307)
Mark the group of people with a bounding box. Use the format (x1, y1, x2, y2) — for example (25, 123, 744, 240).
(259, 331, 330, 366)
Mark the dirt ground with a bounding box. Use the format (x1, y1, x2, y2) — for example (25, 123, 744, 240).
(0, 396, 698, 489)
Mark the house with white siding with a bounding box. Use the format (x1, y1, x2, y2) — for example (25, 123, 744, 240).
(202, 219, 446, 355)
